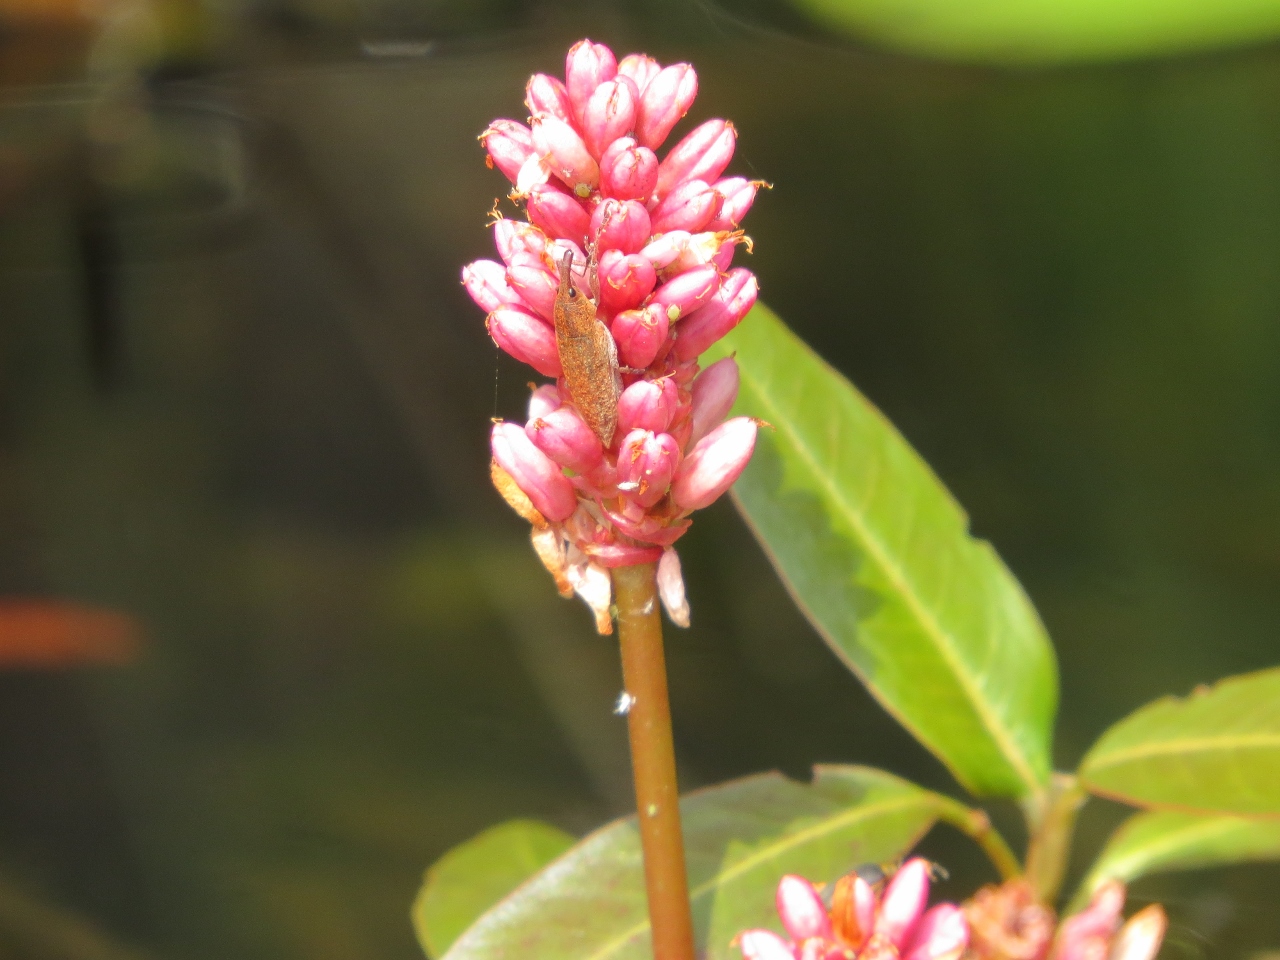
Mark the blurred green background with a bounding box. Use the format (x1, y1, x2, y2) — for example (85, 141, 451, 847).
(1, 0, 1280, 958)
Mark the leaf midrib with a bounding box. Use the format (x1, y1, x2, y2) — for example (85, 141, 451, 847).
(735, 353, 1039, 793)
(1086, 732, 1280, 772)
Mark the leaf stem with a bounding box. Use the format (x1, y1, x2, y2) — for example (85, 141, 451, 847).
(932, 795, 1023, 882)
(1024, 774, 1088, 906)
(614, 562, 696, 960)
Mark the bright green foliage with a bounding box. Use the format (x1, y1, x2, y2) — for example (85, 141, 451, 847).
(1079, 667, 1280, 816)
(789, 0, 1280, 65)
(708, 305, 1057, 799)
(413, 819, 574, 958)
(1071, 809, 1280, 911)
(431, 767, 942, 960)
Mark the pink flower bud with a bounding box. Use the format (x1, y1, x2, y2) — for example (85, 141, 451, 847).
(617, 377, 679, 434)
(668, 231, 737, 273)
(876, 859, 931, 948)
(656, 118, 737, 199)
(648, 264, 720, 323)
(1108, 905, 1166, 960)
(640, 230, 692, 271)
(674, 268, 757, 361)
(634, 63, 698, 150)
(708, 176, 763, 229)
(506, 260, 559, 321)
(479, 119, 535, 183)
(486, 306, 562, 378)
(657, 547, 690, 627)
(564, 39, 617, 124)
(490, 422, 576, 522)
(532, 114, 599, 197)
(582, 77, 638, 159)
(603, 508, 691, 546)
(650, 179, 722, 234)
(598, 250, 657, 315)
(525, 183, 590, 245)
(832, 874, 878, 949)
(462, 260, 521, 313)
(514, 154, 551, 195)
(737, 930, 795, 960)
(670, 416, 756, 511)
(617, 430, 681, 508)
(903, 905, 968, 960)
(611, 305, 668, 369)
(590, 198, 651, 255)
(1054, 882, 1124, 960)
(527, 384, 560, 419)
(546, 239, 590, 291)
(600, 137, 659, 201)
(526, 405, 605, 475)
(689, 356, 739, 445)
(493, 218, 548, 264)
(525, 73, 572, 123)
(617, 53, 661, 95)
(777, 875, 833, 943)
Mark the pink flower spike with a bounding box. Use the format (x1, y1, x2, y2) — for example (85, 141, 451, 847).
(709, 176, 763, 230)
(492, 218, 548, 264)
(525, 73, 572, 123)
(689, 356, 740, 445)
(462, 260, 521, 313)
(599, 251, 658, 316)
(656, 118, 737, 199)
(531, 114, 599, 197)
(617, 430, 682, 509)
(480, 119, 536, 183)
(674, 267, 758, 361)
(506, 260, 559, 321)
(635, 62, 698, 150)
(591, 198, 652, 255)
(525, 183, 590, 245)
(671, 416, 757, 511)
(612, 305, 669, 369)
(648, 263, 720, 323)
(1108, 905, 1166, 960)
(490, 422, 576, 522)
(776, 875, 833, 943)
(737, 930, 796, 960)
(527, 384, 560, 419)
(526, 406, 605, 475)
(600, 138, 660, 200)
(583, 77, 639, 159)
(876, 859, 932, 948)
(657, 547, 690, 627)
(565, 39, 618, 123)
(487, 306, 562, 378)
(617, 53, 661, 95)
(650, 179, 722, 234)
(617, 377, 680, 434)
(903, 905, 968, 960)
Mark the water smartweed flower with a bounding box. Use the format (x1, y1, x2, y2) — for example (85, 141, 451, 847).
(469, 39, 766, 632)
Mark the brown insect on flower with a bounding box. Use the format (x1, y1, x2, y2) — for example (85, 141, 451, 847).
(552, 249, 620, 447)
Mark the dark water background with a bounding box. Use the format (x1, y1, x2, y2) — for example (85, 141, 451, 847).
(1, 1, 1279, 957)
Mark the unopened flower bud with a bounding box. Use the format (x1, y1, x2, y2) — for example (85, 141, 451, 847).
(598, 250, 657, 315)
(831, 873, 878, 949)
(876, 859, 932, 948)
(617, 53, 661, 95)
(708, 176, 763, 230)
(612, 304, 668, 369)
(582, 77, 639, 159)
(514, 154, 551, 195)
(480, 119, 535, 183)
(525, 73, 573, 123)
(590, 198, 651, 254)
(737, 930, 794, 960)
(655, 119, 737, 199)
(668, 231, 740, 274)
(491, 422, 576, 521)
(657, 547, 690, 627)
(903, 905, 968, 960)
(462, 260, 521, 313)
(526, 405, 605, 474)
(527, 384, 560, 419)
(634, 63, 698, 150)
(674, 267, 757, 361)
(1108, 905, 1166, 960)
(487, 306, 562, 377)
(531, 114, 599, 197)
(671, 416, 757, 511)
(617, 429, 681, 508)
(648, 263, 720, 323)
(507, 260, 559, 321)
(492, 218, 548, 264)
(639, 230, 691, 271)
(525, 183, 590, 244)
(649, 178, 722, 234)
(565, 39, 618, 124)
(777, 875, 833, 943)
(1054, 882, 1125, 960)
(689, 356, 739, 445)
(600, 137, 659, 200)
(617, 377, 679, 434)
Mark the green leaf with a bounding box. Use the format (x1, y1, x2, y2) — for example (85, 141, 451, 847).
(789, 0, 1280, 65)
(1070, 809, 1280, 912)
(707, 305, 1056, 799)
(1079, 667, 1280, 817)
(413, 819, 574, 958)
(440, 766, 941, 960)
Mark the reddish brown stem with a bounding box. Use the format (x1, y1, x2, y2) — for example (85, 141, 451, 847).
(614, 562, 696, 960)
